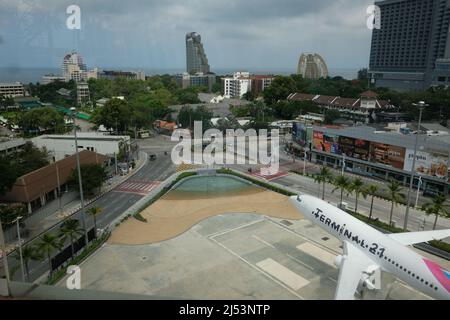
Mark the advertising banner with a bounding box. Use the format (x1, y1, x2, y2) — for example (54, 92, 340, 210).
(339, 136, 355, 157)
(387, 145, 406, 169)
(353, 139, 371, 161)
(404, 150, 448, 180)
(323, 134, 340, 154)
(313, 131, 324, 151)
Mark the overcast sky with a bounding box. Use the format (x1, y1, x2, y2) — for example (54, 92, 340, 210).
(0, 0, 375, 71)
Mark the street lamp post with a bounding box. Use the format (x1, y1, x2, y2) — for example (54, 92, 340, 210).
(403, 101, 428, 231)
(13, 216, 25, 282)
(70, 108, 89, 246)
(342, 154, 346, 176)
(0, 217, 10, 286)
(303, 150, 307, 175)
(415, 175, 423, 209)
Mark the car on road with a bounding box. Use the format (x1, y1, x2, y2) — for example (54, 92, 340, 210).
(149, 154, 157, 161)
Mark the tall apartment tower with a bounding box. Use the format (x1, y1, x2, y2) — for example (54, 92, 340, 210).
(62, 51, 87, 82)
(369, 0, 450, 92)
(186, 32, 211, 74)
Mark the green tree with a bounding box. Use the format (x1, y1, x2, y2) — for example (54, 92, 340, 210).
(324, 109, 341, 125)
(36, 233, 63, 275)
(87, 206, 103, 237)
(386, 180, 404, 227)
(92, 98, 131, 134)
(59, 219, 85, 259)
(349, 178, 367, 213)
(263, 76, 297, 105)
(366, 184, 379, 220)
(19, 107, 66, 134)
(67, 164, 107, 197)
(422, 193, 449, 230)
(11, 245, 43, 281)
(177, 105, 213, 131)
(332, 175, 351, 208)
(0, 157, 18, 196)
(0, 204, 27, 229)
(315, 167, 333, 200)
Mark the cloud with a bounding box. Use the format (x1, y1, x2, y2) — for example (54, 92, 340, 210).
(0, 0, 373, 70)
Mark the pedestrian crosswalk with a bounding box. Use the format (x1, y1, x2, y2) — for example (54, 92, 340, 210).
(248, 168, 289, 181)
(114, 180, 161, 195)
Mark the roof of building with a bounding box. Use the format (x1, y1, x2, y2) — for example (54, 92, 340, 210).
(34, 132, 130, 142)
(0, 138, 26, 152)
(0, 150, 109, 203)
(420, 122, 450, 133)
(288, 92, 394, 110)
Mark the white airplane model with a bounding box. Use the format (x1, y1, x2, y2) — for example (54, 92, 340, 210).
(289, 194, 450, 300)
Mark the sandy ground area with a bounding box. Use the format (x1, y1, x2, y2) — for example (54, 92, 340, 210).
(108, 187, 303, 245)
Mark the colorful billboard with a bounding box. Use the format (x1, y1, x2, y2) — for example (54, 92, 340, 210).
(370, 143, 405, 169)
(339, 136, 354, 157)
(403, 150, 448, 180)
(353, 139, 371, 161)
(313, 131, 340, 154)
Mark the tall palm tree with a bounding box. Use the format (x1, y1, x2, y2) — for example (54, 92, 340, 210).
(366, 184, 379, 220)
(59, 219, 85, 259)
(349, 178, 366, 213)
(315, 167, 333, 200)
(332, 175, 351, 208)
(87, 206, 103, 238)
(11, 245, 43, 282)
(422, 193, 449, 230)
(386, 180, 404, 227)
(36, 233, 63, 275)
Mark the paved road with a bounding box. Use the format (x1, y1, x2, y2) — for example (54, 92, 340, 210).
(6, 135, 177, 283)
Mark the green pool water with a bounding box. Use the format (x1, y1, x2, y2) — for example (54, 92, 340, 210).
(167, 175, 258, 199)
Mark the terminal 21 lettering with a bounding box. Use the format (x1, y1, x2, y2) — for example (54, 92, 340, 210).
(311, 208, 386, 259)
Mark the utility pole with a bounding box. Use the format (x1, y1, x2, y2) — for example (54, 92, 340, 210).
(403, 101, 428, 231)
(70, 107, 89, 246)
(14, 217, 24, 282)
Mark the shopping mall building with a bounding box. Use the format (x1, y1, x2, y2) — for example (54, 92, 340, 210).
(292, 124, 450, 195)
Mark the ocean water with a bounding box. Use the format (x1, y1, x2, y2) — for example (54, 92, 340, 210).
(0, 67, 359, 84)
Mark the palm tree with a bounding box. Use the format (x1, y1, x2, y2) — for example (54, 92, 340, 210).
(349, 178, 366, 213)
(87, 206, 103, 238)
(11, 245, 43, 282)
(366, 184, 379, 220)
(332, 175, 351, 208)
(422, 193, 449, 230)
(59, 219, 85, 259)
(386, 180, 404, 227)
(36, 233, 63, 275)
(315, 167, 333, 200)
(313, 174, 322, 198)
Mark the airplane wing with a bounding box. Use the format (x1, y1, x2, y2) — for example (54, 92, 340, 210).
(335, 241, 378, 300)
(388, 229, 450, 246)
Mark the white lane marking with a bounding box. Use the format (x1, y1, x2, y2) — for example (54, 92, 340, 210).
(252, 235, 276, 248)
(256, 258, 310, 291)
(296, 242, 337, 268)
(208, 219, 266, 239)
(286, 254, 315, 271)
(209, 237, 304, 300)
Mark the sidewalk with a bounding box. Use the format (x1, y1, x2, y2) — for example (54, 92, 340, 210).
(3, 151, 148, 254)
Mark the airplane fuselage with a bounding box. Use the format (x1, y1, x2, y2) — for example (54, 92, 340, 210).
(290, 194, 450, 300)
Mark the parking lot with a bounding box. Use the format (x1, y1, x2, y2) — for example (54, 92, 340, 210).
(58, 213, 437, 300)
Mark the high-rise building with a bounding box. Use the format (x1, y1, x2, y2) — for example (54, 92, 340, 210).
(186, 32, 211, 74)
(297, 53, 329, 79)
(369, 0, 450, 92)
(62, 52, 87, 82)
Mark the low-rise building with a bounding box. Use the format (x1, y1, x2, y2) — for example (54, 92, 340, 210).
(223, 73, 274, 98)
(175, 72, 216, 92)
(287, 91, 395, 124)
(76, 82, 90, 105)
(42, 74, 66, 85)
(0, 150, 109, 213)
(0, 138, 26, 156)
(295, 124, 450, 195)
(0, 82, 26, 98)
(32, 132, 131, 162)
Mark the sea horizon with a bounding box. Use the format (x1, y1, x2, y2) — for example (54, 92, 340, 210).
(0, 67, 362, 84)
